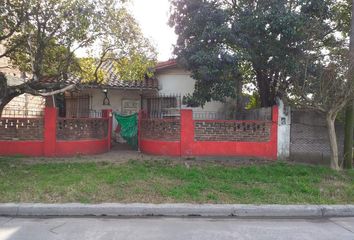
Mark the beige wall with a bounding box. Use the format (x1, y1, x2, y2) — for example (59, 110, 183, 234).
(3, 94, 45, 117)
(0, 44, 22, 77)
(155, 67, 224, 113)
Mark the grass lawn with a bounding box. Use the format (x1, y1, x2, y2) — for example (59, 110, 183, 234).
(0, 157, 353, 204)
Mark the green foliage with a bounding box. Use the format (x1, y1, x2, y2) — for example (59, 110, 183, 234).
(169, 0, 350, 107)
(78, 58, 106, 83)
(112, 53, 156, 81)
(7, 38, 80, 77)
(246, 93, 261, 110)
(0, 0, 28, 41)
(87, 5, 157, 82)
(1, 0, 156, 83)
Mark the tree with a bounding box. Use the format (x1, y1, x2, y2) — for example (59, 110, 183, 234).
(293, 52, 354, 170)
(84, 7, 156, 84)
(0, 0, 99, 114)
(0, 0, 156, 115)
(169, 0, 343, 108)
(7, 38, 81, 76)
(0, 0, 29, 58)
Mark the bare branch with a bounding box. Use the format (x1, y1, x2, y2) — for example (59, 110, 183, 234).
(25, 84, 76, 96)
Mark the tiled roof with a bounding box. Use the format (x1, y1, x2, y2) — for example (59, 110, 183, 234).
(9, 60, 184, 90)
(38, 61, 158, 90)
(155, 59, 178, 71)
(90, 61, 158, 89)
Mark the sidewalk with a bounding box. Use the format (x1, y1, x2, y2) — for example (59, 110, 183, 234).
(1, 203, 354, 218)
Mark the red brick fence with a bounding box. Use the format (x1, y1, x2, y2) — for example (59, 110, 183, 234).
(0, 107, 112, 157)
(139, 107, 278, 160)
(0, 106, 278, 160)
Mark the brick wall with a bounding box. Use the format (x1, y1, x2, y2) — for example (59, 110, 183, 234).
(140, 119, 180, 141)
(57, 118, 108, 140)
(194, 120, 272, 142)
(0, 118, 44, 140)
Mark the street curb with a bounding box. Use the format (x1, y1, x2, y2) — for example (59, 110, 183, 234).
(0, 204, 354, 217)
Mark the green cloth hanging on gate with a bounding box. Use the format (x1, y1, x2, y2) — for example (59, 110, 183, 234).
(114, 113, 138, 150)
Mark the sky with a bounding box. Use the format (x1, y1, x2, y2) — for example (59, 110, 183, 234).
(129, 0, 177, 61)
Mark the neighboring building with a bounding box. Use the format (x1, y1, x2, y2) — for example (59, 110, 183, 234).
(154, 60, 224, 113)
(0, 44, 45, 117)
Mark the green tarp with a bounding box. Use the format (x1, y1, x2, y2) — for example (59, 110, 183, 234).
(114, 113, 138, 150)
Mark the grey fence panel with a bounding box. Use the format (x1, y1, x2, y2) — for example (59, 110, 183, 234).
(289, 110, 344, 165)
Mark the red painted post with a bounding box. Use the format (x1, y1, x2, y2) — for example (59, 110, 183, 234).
(270, 105, 279, 160)
(102, 109, 113, 151)
(44, 107, 57, 157)
(138, 110, 142, 151)
(180, 109, 194, 157)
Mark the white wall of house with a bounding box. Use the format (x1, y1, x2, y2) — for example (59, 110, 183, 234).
(83, 88, 142, 114)
(155, 67, 224, 113)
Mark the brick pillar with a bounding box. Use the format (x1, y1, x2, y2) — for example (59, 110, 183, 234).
(138, 110, 142, 151)
(44, 107, 57, 157)
(102, 109, 113, 151)
(180, 109, 194, 156)
(270, 105, 279, 160)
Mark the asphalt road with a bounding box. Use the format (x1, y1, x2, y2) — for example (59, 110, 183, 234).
(0, 217, 353, 240)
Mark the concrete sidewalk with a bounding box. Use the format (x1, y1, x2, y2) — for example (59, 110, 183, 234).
(0, 203, 354, 218)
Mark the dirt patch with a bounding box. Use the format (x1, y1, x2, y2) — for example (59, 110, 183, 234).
(17, 149, 274, 168)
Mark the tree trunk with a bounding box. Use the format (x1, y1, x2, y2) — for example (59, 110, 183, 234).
(256, 70, 275, 107)
(0, 94, 20, 117)
(0, 72, 22, 117)
(344, 103, 354, 169)
(326, 114, 340, 170)
(0, 103, 5, 117)
(235, 78, 243, 112)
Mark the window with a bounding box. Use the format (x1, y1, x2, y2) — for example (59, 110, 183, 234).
(64, 93, 90, 118)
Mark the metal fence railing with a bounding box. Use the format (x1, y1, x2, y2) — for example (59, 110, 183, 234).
(89, 110, 103, 118)
(1, 109, 44, 118)
(193, 111, 227, 120)
(193, 107, 272, 121)
(142, 94, 182, 119)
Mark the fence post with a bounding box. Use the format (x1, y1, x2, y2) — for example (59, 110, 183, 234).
(102, 109, 112, 151)
(44, 107, 57, 157)
(271, 105, 279, 160)
(138, 110, 142, 152)
(180, 109, 194, 156)
(276, 99, 291, 161)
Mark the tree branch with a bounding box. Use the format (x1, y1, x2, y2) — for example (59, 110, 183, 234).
(24, 84, 76, 96)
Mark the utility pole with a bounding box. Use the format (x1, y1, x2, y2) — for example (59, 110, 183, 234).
(344, 0, 354, 169)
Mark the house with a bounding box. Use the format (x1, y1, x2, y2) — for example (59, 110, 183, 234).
(56, 60, 225, 117)
(49, 60, 228, 145)
(154, 60, 224, 113)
